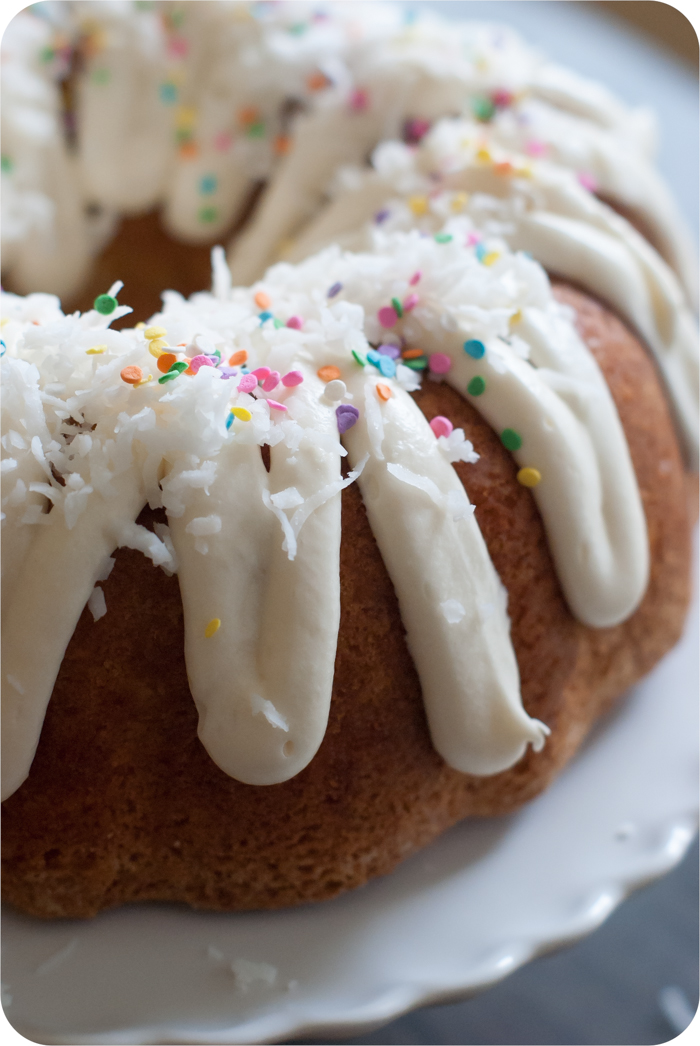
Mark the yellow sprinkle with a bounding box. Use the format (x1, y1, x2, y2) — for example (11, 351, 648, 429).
(144, 326, 167, 341)
(86, 344, 107, 355)
(148, 337, 168, 352)
(482, 251, 500, 267)
(408, 195, 429, 216)
(134, 374, 153, 388)
(515, 165, 533, 179)
(460, 137, 472, 149)
(476, 147, 492, 163)
(517, 467, 542, 488)
(205, 618, 221, 638)
(231, 406, 252, 422)
(1, 318, 10, 328)
(176, 105, 197, 128)
(510, 310, 522, 326)
(135, 322, 146, 330)
(450, 191, 468, 212)
(149, 343, 166, 358)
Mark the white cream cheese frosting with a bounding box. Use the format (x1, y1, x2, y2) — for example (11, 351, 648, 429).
(286, 119, 699, 465)
(2, 225, 666, 799)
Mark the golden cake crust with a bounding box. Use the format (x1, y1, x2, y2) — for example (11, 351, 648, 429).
(1, 283, 692, 919)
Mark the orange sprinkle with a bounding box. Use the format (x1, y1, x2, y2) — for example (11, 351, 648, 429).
(120, 365, 143, 385)
(317, 365, 342, 383)
(376, 383, 393, 401)
(494, 161, 514, 176)
(254, 291, 271, 309)
(402, 347, 425, 359)
(179, 141, 198, 160)
(306, 71, 328, 92)
(273, 135, 291, 155)
(228, 349, 248, 366)
(157, 352, 178, 374)
(238, 105, 258, 126)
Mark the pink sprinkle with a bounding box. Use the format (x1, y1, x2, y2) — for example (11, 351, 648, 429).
(262, 370, 281, 392)
(238, 373, 258, 393)
(282, 370, 304, 387)
(286, 316, 303, 330)
(466, 231, 482, 246)
(409, 271, 422, 286)
(251, 366, 271, 381)
(525, 139, 547, 157)
(492, 89, 513, 108)
(428, 353, 452, 375)
(378, 306, 398, 328)
(214, 131, 233, 153)
(430, 415, 453, 439)
(168, 36, 189, 58)
(349, 88, 369, 111)
(267, 399, 288, 412)
(188, 354, 215, 374)
(578, 171, 598, 192)
(403, 293, 419, 312)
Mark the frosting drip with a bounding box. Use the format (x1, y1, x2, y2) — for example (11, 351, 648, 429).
(1, 223, 661, 798)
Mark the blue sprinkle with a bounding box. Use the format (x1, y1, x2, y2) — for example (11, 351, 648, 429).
(259, 311, 273, 323)
(0, 339, 5, 356)
(464, 339, 486, 359)
(366, 349, 381, 368)
(327, 281, 342, 298)
(475, 243, 487, 262)
(226, 412, 235, 429)
(199, 173, 217, 195)
(378, 355, 396, 378)
(159, 82, 177, 105)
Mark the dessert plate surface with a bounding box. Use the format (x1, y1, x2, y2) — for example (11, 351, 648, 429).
(3, 557, 697, 1046)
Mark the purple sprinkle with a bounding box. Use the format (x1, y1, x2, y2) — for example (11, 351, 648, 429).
(218, 366, 238, 379)
(374, 208, 390, 224)
(328, 282, 343, 298)
(378, 343, 401, 359)
(336, 404, 360, 433)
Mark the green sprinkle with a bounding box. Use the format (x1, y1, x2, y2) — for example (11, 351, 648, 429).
(404, 356, 428, 371)
(39, 46, 54, 63)
(391, 297, 403, 318)
(352, 349, 367, 367)
(94, 294, 117, 315)
(467, 376, 486, 396)
(501, 428, 523, 451)
(170, 8, 185, 27)
(434, 233, 453, 244)
(289, 22, 307, 35)
(176, 127, 193, 144)
(273, 318, 285, 329)
(246, 122, 266, 139)
(167, 361, 189, 375)
(1, 155, 14, 174)
(198, 206, 218, 224)
(472, 95, 496, 122)
(158, 371, 180, 385)
(92, 68, 111, 85)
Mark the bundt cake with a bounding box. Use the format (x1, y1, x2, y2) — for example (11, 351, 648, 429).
(1, 1, 697, 920)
